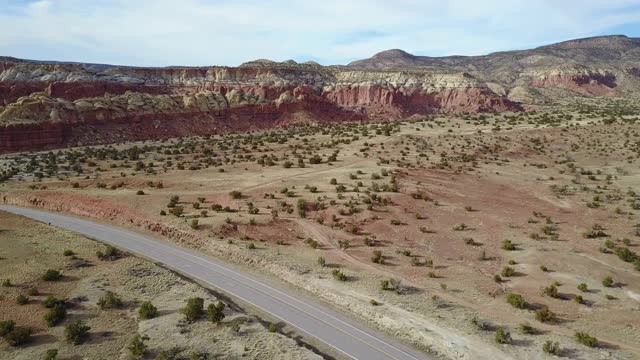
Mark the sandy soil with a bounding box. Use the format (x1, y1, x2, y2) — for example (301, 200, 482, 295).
(2, 98, 640, 359)
(0, 211, 323, 360)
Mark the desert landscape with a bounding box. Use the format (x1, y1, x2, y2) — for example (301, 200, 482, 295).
(2, 34, 640, 360)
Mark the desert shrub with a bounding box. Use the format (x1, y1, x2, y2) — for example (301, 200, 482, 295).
(602, 276, 614, 287)
(190, 219, 199, 229)
(64, 320, 91, 345)
(501, 266, 515, 277)
(128, 334, 149, 359)
(207, 302, 225, 323)
(371, 250, 383, 264)
(44, 304, 67, 327)
(63, 250, 74, 256)
(575, 332, 598, 348)
(332, 270, 347, 281)
(16, 294, 28, 305)
(317, 256, 326, 267)
(268, 323, 277, 332)
(495, 327, 511, 344)
(506, 293, 527, 309)
(43, 296, 65, 309)
(97, 291, 123, 309)
(542, 284, 559, 298)
(229, 190, 243, 199)
(43, 349, 59, 360)
(542, 340, 561, 355)
(4, 327, 32, 346)
(138, 301, 158, 319)
(42, 269, 63, 282)
(616, 247, 637, 262)
(535, 306, 556, 323)
(182, 297, 204, 322)
(501, 240, 516, 251)
(96, 245, 121, 261)
(577, 283, 588, 292)
(169, 206, 184, 217)
(379, 278, 400, 292)
(471, 316, 490, 331)
(136, 190, 145, 195)
(1, 279, 11, 287)
(519, 323, 537, 335)
(0, 320, 15, 337)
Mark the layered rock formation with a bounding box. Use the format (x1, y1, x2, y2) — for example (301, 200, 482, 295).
(0, 61, 518, 152)
(3, 34, 639, 152)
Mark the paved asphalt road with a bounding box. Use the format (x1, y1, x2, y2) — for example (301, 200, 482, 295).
(0, 205, 431, 360)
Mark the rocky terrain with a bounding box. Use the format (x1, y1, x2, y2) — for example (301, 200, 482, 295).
(2, 35, 639, 152)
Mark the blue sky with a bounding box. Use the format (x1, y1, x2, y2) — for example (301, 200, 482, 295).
(1, 0, 640, 66)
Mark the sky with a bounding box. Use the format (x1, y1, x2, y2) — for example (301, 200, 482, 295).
(1, 0, 640, 67)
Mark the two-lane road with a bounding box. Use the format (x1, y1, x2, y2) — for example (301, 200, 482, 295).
(0, 205, 430, 360)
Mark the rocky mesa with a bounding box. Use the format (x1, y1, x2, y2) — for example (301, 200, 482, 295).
(2, 34, 640, 152)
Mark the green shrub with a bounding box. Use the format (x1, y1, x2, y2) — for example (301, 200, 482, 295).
(575, 331, 598, 348)
(16, 294, 28, 305)
(602, 276, 614, 287)
(506, 293, 527, 309)
(535, 306, 556, 323)
(542, 340, 561, 355)
(542, 284, 559, 298)
(332, 269, 347, 281)
(44, 304, 67, 327)
(127, 334, 149, 359)
(577, 283, 588, 292)
(96, 245, 121, 261)
(4, 327, 32, 346)
(0, 320, 16, 337)
(501, 240, 516, 251)
(495, 327, 511, 344)
(138, 301, 158, 319)
(182, 297, 204, 322)
(519, 323, 537, 335)
(42, 269, 63, 282)
(42, 349, 59, 360)
(64, 320, 91, 345)
(97, 291, 123, 309)
(207, 302, 225, 323)
(43, 296, 65, 309)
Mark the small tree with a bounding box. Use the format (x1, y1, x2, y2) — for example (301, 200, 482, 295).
(207, 302, 225, 323)
(138, 301, 158, 319)
(182, 297, 204, 322)
(127, 334, 149, 359)
(65, 320, 91, 345)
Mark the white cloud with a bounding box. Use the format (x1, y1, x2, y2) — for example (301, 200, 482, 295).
(0, 0, 639, 66)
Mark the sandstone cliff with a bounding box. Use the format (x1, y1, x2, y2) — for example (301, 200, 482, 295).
(0, 61, 518, 152)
